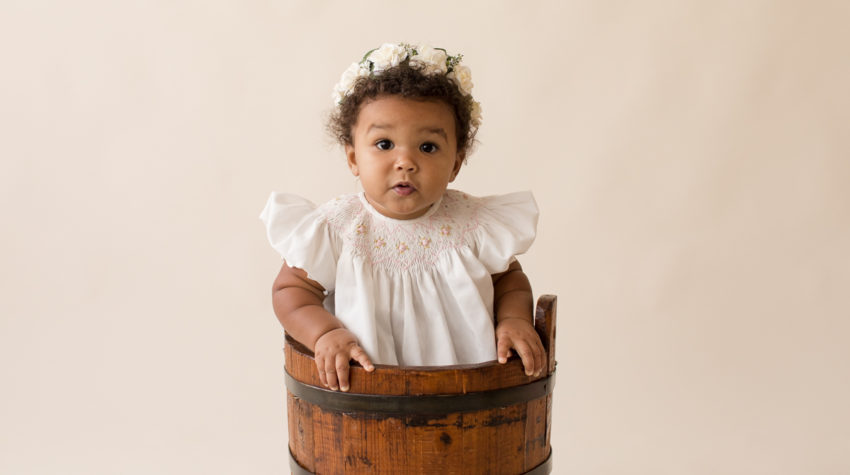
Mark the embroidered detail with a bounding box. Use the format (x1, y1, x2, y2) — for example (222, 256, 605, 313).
(321, 190, 482, 272)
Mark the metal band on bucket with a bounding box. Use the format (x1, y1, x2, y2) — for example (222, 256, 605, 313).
(285, 370, 555, 414)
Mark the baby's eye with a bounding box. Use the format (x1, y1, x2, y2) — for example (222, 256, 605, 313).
(375, 139, 394, 151)
(420, 142, 439, 154)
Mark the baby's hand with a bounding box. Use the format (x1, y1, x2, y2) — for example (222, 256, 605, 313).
(313, 328, 374, 391)
(495, 318, 545, 377)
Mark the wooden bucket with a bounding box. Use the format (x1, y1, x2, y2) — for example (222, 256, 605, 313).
(284, 295, 557, 475)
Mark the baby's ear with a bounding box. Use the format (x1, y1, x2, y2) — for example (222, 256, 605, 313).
(345, 144, 359, 176)
(449, 153, 464, 182)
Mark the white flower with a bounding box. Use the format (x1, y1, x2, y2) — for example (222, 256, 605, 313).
(470, 101, 482, 128)
(332, 61, 369, 103)
(409, 45, 448, 75)
(367, 43, 409, 72)
(447, 64, 473, 95)
(331, 43, 483, 129)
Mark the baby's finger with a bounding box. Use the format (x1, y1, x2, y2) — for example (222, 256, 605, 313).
(350, 345, 374, 372)
(315, 358, 328, 388)
(335, 353, 351, 392)
(514, 341, 536, 376)
(325, 371, 339, 391)
(324, 358, 340, 391)
(534, 340, 546, 376)
(496, 336, 513, 364)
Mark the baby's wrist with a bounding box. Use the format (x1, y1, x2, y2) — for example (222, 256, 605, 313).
(497, 316, 533, 325)
(313, 325, 346, 347)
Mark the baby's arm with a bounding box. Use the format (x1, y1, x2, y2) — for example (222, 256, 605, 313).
(272, 262, 374, 391)
(492, 260, 545, 377)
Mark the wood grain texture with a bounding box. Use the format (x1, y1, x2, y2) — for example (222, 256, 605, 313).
(284, 295, 558, 474)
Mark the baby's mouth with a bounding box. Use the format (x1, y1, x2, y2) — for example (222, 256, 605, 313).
(392, 182, 416, 196)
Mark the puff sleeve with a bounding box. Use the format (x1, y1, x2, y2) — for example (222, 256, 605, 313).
(473, 191, 539, 274)
(259, 193, 339, 292)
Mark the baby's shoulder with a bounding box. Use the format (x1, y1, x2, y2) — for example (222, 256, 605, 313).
(317, 192, 369, 229)
(438, 189, 485, 217)
(438, 189, 538, 238)
(441, 189, 536, 216)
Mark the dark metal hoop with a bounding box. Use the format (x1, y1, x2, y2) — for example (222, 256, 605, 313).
(285, 370, 555, 415)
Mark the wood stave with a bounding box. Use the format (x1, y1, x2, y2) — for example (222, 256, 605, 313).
(285, 295, 557, 475)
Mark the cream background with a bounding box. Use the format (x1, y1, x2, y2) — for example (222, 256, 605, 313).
(2, 1, 848, 474)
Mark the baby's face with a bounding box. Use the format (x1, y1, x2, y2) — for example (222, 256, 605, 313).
(346, 95, 463, 220)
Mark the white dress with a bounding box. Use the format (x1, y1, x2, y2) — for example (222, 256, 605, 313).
(260, 189, 538, 367)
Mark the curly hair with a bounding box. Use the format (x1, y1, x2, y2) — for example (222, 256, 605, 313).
(327, 64, 478, 157)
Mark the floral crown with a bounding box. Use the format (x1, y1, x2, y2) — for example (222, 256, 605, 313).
(332, 43, 482, 128)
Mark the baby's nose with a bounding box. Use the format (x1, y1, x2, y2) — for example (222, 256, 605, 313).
(394, 153, 417, 172)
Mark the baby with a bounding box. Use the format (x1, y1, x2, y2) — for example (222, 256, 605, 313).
(261, 43, 544, 392)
